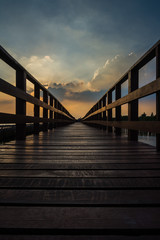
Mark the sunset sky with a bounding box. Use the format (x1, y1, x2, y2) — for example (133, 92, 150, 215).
(0, 0, 160, 118)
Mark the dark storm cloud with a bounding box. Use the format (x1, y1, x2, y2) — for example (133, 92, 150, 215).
(48, 84, 105, 102)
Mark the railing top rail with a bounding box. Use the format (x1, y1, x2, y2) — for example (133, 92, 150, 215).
(0, 45, 74, 120)
(83, 40, 160, 119)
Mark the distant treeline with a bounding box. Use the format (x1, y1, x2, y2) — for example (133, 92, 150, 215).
(112, 112, 156, 121)
(138, 112, 156, 121)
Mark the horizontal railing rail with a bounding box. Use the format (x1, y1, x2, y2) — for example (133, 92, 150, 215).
(82, 40, 160, 150)
(0, 46, 75, 140)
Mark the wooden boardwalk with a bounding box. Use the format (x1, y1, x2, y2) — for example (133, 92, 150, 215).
(0, 122, 160, 239)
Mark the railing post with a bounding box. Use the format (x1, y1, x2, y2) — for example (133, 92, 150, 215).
(156, 45, 160, 151)
(98, 101, 101, 120)
(94, 104, 97, 120)
(108, 92, 112, 132)
(103, 96, 106, 121)
(16, 69, 26, 140)
(49, 96, 53, 129)
(54, 99, 58, 127)
(34, 83, 40, 134)
(115, 84, 121, 135)
(43, 90, 48, 131)
(128, 70, 138, 141)
(102, 96, 107, 130)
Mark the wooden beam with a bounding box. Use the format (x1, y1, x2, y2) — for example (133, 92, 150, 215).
(108, 91, 112, 132)
(49, 96, 54, 129)
(82, 40, 160, 120)
(43, 91, 48, 131)
(34, 83, 40, 134)
(16, 70, 26, 140)
(84, 120, 160, 134)
(115, 84, 121, 135)
(0, 78, 73, 120)
(128, 70, 138, 141)
(102, 96, 107, 121)
(0, 46, 73, 122)
(83, 78, 160, 120)
(107, 78, 160, 110)
(156, 45, 160, 151)
(0, 113, 71, 124)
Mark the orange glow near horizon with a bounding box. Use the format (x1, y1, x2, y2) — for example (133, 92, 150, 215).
(0, 92, 157, 119)
(61, 99, 95, 119)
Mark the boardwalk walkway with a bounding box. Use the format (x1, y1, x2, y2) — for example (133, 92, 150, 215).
(0, 122, 160, 239)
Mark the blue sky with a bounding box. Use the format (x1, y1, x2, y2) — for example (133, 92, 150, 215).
(0, 0, 160, 118)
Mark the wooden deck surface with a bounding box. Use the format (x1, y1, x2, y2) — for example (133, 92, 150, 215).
(0, 122, 160, 239)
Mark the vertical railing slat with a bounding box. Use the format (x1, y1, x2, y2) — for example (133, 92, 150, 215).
(108, 91, 112, 132)
(43, 90, 48, 131)
(16, 70, 26, 140)
(115, 84, 121, 135)
(156, 45, 160, 151)
(34, 83, 40, 134)
(128, 70, 138, 141)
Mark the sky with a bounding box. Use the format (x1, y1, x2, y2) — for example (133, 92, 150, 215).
(0, 0, 160, 118)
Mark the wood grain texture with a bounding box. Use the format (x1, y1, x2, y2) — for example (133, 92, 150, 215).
(0, 122, 160, 239)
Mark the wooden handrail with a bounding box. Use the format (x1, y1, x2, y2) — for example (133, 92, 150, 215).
(82, 40, 160, 150)
(0, 46, 75, 139)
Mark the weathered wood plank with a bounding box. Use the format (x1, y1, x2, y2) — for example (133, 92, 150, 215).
(0, 169, 160, 178)
(0, 177, 160, 189)
(0, 189, 159, 205)
(0, 235, 159, 240)
(0, 122, 160, 238)
(0, 163, 160, 170)
(0, 206, 160, 229)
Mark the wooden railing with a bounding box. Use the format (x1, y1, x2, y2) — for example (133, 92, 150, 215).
(0, 46, 75, 140)
(82, 40, 160, 150)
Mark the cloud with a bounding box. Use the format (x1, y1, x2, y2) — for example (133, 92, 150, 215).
(89, 52, 139, 91)
(18, 51, 141, 119)
(139, 57, 156, 87)
(48, 81, 105, 102)
(20, 55, 57, 82)
(0, 59, 15, 85)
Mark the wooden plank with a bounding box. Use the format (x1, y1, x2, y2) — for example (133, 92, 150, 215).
(0, 113, 73, 124)
(1, 144, 155, 150)
(0, 189, 160, 205)
(0, 177, 160, 189)
(0, 169, 160, 178)
(0, 157, 160, 163)
(0, 235, 159, 240)
(0, 206, 160, 229)
(0, 148, 158, 153)
(0, 163, 160, 170)
(156, 45, 160, 150)
(0, 121, 159, 239)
